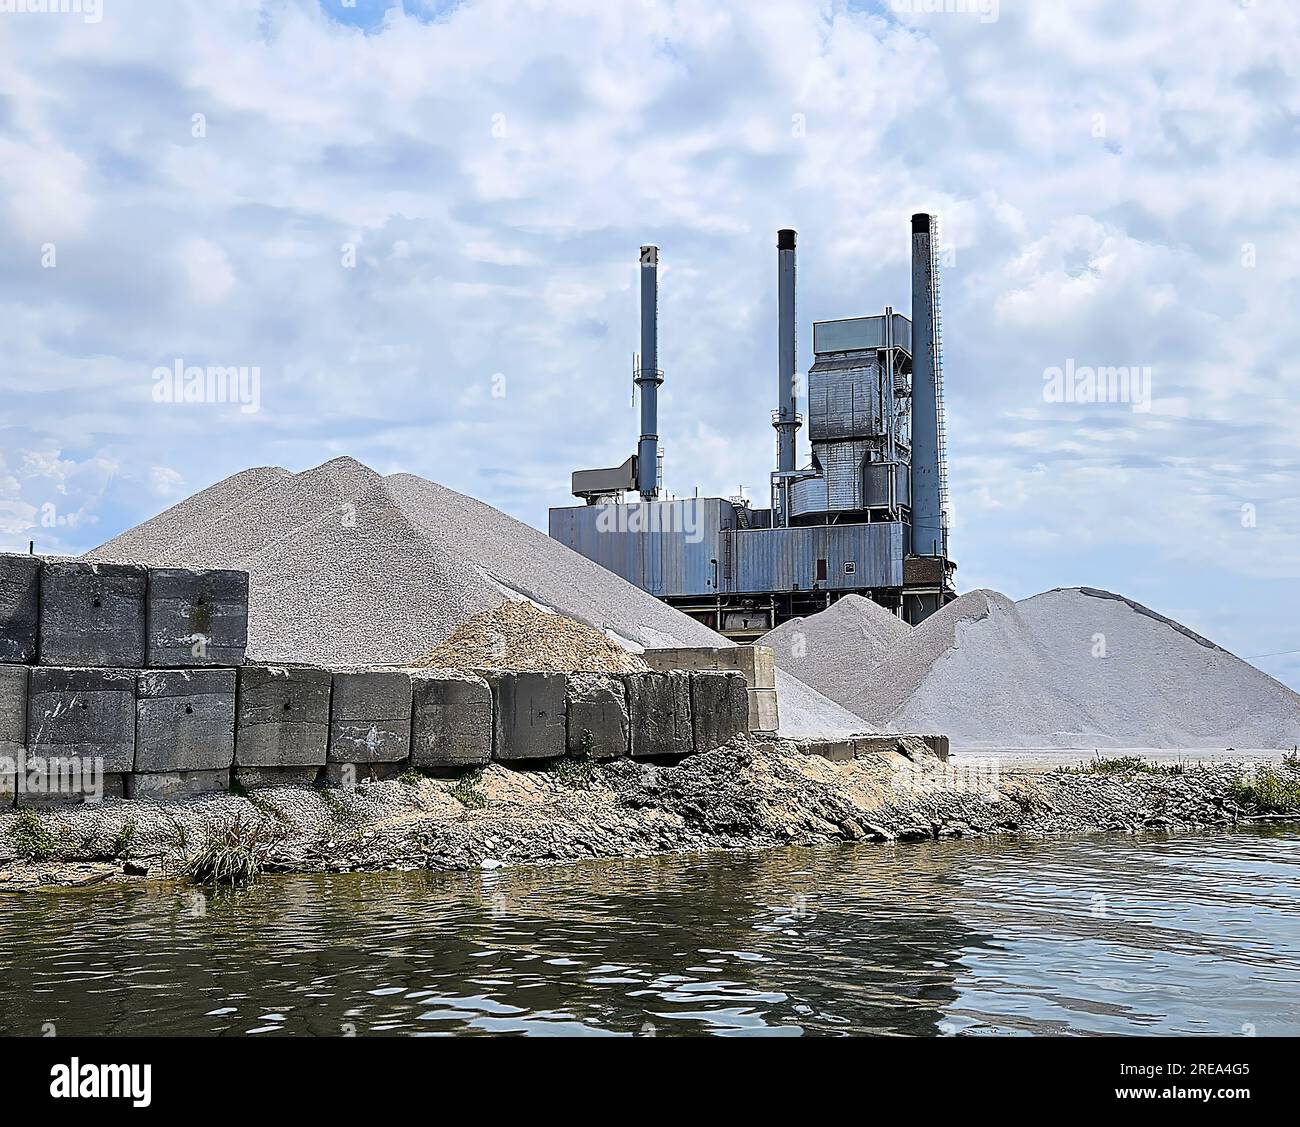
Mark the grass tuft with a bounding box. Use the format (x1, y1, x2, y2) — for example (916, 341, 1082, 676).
(182, 816, 279, 887)
(1229, 765, 1300, 815)
(447, 767, 488, 808)
(8, 808, 57, 863)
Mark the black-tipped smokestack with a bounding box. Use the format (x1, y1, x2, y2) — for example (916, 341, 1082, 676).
(774, 228, 798, 476)
(636, 244, 662, 499)
(910, 213, 943, 557)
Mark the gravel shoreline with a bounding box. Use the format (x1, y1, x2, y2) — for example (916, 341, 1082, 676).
(0, 742, 1292, 891)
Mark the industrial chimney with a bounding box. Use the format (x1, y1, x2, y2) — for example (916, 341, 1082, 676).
(636, 245, 662, 499)
(773, 229, 799, 476)
(910, 213, 944, 558)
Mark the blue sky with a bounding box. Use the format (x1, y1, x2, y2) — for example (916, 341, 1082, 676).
(1, 0, 1297, 687)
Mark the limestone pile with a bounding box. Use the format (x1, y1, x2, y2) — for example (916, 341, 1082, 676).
(759, 594, 910, 710)
(837, 586, 1300, 750)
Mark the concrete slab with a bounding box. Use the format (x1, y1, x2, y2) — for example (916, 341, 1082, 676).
(146, 568, 249, 667)
(126, 770, 230, 800)
(642, 645, 776, 690)
(0, 664, 27, 757)
(235, 665, 331, 767)
(625, 670, 692, 759)
(566, 672, 629, 759)
(410, 669, 492, 768)
(39, 560, 147, 667)
(0, 554, 41, 662)
(747, 688, 780, 733)
(234, 766, 320, 790)
(328, 668, 413, 764)
(689, 671, 749, 753)
(484, 671, 565, 762)
(27, 667, 136, 772)
(18, 770, 126, 806)
(136, 668, 237, 772)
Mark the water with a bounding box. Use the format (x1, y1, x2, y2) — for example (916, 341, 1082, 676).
(1, 829, 1297, 1037)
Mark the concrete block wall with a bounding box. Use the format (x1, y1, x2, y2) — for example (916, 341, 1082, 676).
(643, 645, 779, 734)
(0, 663, 751, 806)
(0, 555, 250, 670)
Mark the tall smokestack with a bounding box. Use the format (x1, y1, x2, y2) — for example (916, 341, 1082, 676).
(774, 228, 799, 475)
(636, 245, 662, 499)
(910, 213, 943, 557)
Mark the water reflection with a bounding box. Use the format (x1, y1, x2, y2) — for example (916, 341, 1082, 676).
(0, 829, 1295, 1037)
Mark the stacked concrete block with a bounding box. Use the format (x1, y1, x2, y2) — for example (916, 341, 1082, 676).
(235, 664, 331, 771)
(643, 644, 779, 734)
(25, 667, 135, 803)
(410, 669, 493, 768)
(625, 670, 693, 759)
(146, 568, 249, 667)
(134, 669, 236, 795)
(126, 770, 232, 800)
(483, 671, 565, 762)
(0, 554, 41, 662)
(38, 561, 148, 667)
(565, 672, 629, 759)
(329, 668, 413, 765)
(323, 761, 406, 788)
(0, 664, 26, 807)
(688, 671, 748, 753)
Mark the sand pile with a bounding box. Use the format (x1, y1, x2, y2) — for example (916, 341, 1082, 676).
(834, 587, 1300, 750)
(416, 600, 648, 674)
(88, 457, 863, 738)
(759, 594, 910, 710)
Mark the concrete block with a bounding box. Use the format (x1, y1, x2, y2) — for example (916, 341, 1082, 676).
(39, 560, 147, 667)
(625, 670, 692, 759)
(0, 664, 27, 757)
(235, 665, 330, 767)
(328, 668, 413, 764)
(851, 735, 898, 758)
(689, 671, 748, 753)
(27, 667, 136, 771)
(747, 688, 780, 733)
(234, 766, 320, 790)
(484, 671, 566, 762)
(126, 770, 230, 800)
(0, 554, 41, 662)
(923, 734, 951, 763)
(410, 669, 492, 768)
(800, 739, 855, 762)
(136, 668, 237, 772)
(323, 761, 405, 788)
(17, 771, 125, 806)
(146, 568, 249, 667)
(565, 672, 629, 759)
(641, 645, 776, 690)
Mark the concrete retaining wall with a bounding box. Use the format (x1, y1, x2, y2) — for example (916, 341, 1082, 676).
(0, 663, 752, 805)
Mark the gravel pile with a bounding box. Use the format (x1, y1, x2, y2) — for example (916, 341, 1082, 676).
(416, 599, 648, 674)
(88, 457, 725, 664)
(759, 594, 910, 710)
(836, 587, 1300, 750)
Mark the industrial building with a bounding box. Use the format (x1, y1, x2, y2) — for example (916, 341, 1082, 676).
(549, 215, 956, 638)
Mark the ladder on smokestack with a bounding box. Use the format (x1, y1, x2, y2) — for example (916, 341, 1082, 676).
(929, 216, 950, 545)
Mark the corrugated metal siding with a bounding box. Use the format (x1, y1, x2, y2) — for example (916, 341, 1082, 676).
(548, 500, 731, 597)
(729, 523, 903, 591)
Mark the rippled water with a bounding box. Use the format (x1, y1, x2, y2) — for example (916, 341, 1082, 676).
(1, 829, 1296, 1036)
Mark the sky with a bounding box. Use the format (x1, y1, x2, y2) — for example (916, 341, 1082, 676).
(0, 0, 1296, 688)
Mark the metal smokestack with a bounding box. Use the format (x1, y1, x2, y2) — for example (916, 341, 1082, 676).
(910, 213, 943, 557)
(774, 229, 799, 476)
(636, 245, 663, 499)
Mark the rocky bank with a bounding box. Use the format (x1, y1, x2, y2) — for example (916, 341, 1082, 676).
(0, 740, 1288, 891)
